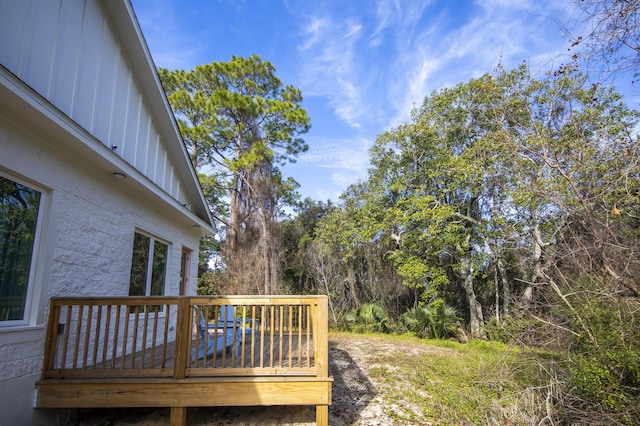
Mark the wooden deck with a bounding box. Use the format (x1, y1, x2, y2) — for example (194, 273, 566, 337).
(37, 296, 332, 425)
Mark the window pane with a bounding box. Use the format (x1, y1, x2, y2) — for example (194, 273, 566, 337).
(129, 232, 150, 296)
(150, 240, 167, 296)
(0, 176, 41, 322)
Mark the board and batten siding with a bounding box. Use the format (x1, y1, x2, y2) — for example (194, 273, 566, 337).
(0, 0, 185, 204)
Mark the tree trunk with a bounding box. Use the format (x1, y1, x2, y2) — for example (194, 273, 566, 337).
(459, 256, 485, 338)
(496, 256, 511, 317)
(346, 265, 360, 309)
(228, 175, 241, 256)
(523, 213, 546, 308)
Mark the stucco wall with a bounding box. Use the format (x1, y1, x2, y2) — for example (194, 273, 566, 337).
(0, 115, 201, 425)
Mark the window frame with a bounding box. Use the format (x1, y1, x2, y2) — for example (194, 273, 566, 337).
(0, 172, 46, 328)
(128, 230, 170, 299)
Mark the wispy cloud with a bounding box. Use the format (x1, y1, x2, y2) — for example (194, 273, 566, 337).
(298, 135, 371, 179)
(287, 0, 580, 198)
(381, 1, 574, 129)
(298, 13, 368, 129)
(132, 0, 584, 201)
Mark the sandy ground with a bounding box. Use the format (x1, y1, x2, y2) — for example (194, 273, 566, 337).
(75, 335, 400, 425)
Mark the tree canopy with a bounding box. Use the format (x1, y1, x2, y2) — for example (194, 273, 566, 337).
(157, 14, 640, 419)
(287, 64, 640, 422)
(160, 55, 310, 294)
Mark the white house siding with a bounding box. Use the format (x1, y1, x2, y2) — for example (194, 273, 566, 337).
(0, 1, 212, 423)
(0, 0, 189, 208)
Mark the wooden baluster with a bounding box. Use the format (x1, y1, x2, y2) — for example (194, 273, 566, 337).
(260, 305, 266, 368)
(306, 304, 311, 367)
(91, 305, 102, 368)
(231, 304, 238, 368)
(41, 299, 60, 379)
(120, 305, 129, 369)
(141, 305, 150, 368)
(240, 305, 246, 367)
(101, 305, 112, 369)
(297, 305, 303, 367)
(73, 305, 83, 369)
(161, 304, 170, 369)
(288, 305, 293, 367)
(82, 305, 94, 368)
(61, 305, 72, 370)
(269, 305, 275, 367)
(250, 305, 257, 368)
(173, 297, 191, 380)
(113, 305, 122, 369)
(150, 307, 159, 368)
(131, 306, 140, 368)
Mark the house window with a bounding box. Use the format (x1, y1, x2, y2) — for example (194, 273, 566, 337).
(129, 231, 168, 299)
(0, 175, 41, 323)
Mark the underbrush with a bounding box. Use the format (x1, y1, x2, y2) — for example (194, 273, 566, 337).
(332, 293, 640, 424)
(337, 332, 553, 424)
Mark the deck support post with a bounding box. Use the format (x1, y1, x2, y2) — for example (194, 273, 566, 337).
(316, 405, 328, 426)
(173, 297, 190, 380)
(315, 297, 330, 426)
(170, 406, 187, 426)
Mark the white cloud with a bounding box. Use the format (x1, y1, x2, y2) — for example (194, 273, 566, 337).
(284, 135, 372, 201)
(297, 12, 369, 129)
(132, 0, 588, 201)
(300, 16, 329, 50)
(343, 21, 363, 40)
(299, 136, 371, 175)
(290, 0, 580, 198)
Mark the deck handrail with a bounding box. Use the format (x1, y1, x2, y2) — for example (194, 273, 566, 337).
(41, 296, 329, 381)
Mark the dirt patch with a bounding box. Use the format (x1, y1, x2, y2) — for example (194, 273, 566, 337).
(75, 334, 439, 425)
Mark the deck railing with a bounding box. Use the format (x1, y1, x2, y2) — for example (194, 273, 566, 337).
(41, 296, 329, 381)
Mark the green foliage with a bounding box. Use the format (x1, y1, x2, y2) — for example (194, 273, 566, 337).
(347, 332, 549, 424)
(160, 56, 310, 291)
(196, 271, 221, 295)
(280, 198, 332, 293)
(329, 59, 640, 337)
(484, 315, 547, 345)
(564, 296, 640, 420)
(345, 303, 389, 333)
(159, 55, 310, 172)
(402, 302, 461, 339)
(569, 355, 630, 412)
(0, 176, 41, 321)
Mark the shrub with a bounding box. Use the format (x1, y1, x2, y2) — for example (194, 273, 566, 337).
(402, 302, 461, 339)
(562, 297, 640, 422)
(484, 315, 548, 345)
(345, 303, 389, 333)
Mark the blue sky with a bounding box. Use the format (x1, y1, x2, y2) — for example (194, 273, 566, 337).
(130, 0, 586, 202)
